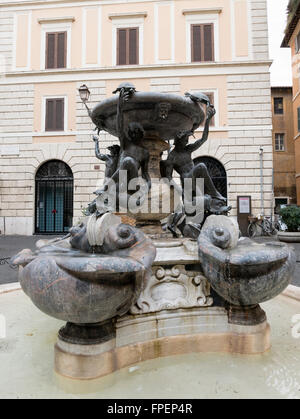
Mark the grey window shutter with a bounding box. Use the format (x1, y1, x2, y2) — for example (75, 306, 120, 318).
(191, 24, 214, 62)
(129, 28, 138, 64)
(118, 29, 127, 65)
(46, 99, 54, 131)
(55, 99, 64, 131)
(46, 99, 64, 131)
(57, 32, 66, 68)
(46, 33, 55, 69)
(192, 25, 201, 62)
(46, 32, 66, 69)
(203, 24, 214, 62)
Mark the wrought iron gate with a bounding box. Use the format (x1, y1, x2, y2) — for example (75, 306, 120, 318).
(193, 156, 227, 198)
(35, 160, 73, 234)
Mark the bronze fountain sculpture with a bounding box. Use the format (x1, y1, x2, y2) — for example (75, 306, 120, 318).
(12, 82, 296, 379)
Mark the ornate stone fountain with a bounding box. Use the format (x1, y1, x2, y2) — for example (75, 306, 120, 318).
(12, 83, 296, 380)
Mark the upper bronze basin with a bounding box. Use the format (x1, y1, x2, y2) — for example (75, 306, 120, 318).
(91, 92, 205, 140)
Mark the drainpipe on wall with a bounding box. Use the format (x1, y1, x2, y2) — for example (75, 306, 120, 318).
(259, 147, 264, 217)
(0, 217, 5, 235)
(271, 168, 274, 223)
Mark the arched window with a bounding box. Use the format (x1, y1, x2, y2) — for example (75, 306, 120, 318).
(193, 156, 227, 198)
(35, 160, 73, 234)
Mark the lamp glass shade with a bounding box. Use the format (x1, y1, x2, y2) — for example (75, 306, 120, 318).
(79, 85, 90, 103)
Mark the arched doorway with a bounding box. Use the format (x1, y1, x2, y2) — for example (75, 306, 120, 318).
(193, 156, 227, 198)
(35, 160, 73, 234)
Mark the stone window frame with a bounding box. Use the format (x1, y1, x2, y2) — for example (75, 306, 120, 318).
(41, 95, 68, 133)
(111, 16, 145, 67)
(40, 21, 72, 70)
(185, 12, 220, 63)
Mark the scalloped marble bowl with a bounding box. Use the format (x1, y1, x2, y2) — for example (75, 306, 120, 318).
(198, 218, 296, 306)
(11, 226, 156, 324)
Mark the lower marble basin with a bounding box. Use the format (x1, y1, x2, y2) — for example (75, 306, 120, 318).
(198, 216, 296, 306)
(11, 224, 156, 325)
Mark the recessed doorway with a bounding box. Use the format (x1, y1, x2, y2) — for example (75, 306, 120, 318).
(35, 160, 73, 234)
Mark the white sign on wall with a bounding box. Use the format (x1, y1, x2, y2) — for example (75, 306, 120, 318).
(0, 145, 20, 156)
(238, 197, 251, 214)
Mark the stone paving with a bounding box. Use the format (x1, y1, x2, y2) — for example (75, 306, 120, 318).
(0, 234, 299, 287)
(0, 235, 61, 284)
(0, 290, 299, 399)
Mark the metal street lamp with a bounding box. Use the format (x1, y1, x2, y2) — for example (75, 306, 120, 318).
(78, 84, 91, 116)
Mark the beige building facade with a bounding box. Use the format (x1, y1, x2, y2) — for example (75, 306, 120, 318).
(0, 0, 273, 235)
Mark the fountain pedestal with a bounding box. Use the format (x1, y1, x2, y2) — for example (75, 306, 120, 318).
(54, 310, 270, 380)
(121, 132, 176, 238)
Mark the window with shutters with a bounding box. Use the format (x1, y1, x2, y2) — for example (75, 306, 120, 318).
(274, 133, 285, 152)
(117, 27, 139, 65)
(45, 98, 65, 131)
(191, 24, 214, 62)
(45, 32, 67, 69)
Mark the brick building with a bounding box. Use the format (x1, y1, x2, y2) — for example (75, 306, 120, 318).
(271, 86, 296, 210)
(0, 0, 273, 235)
(282, 0, 300, 204)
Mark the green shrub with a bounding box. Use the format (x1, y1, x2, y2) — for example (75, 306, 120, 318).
(279, 206, 300, 232)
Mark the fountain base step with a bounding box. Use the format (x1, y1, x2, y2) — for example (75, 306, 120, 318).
(54, 307, 270, 380)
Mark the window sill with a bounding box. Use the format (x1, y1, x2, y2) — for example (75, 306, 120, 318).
(190, 60, 215, 64)
(40, 131, 68, 136)
(45, 67, 67, 71)
(116, 63, 139, 67)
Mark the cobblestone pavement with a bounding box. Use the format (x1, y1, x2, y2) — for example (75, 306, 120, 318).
(0, 234, 299, 286)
